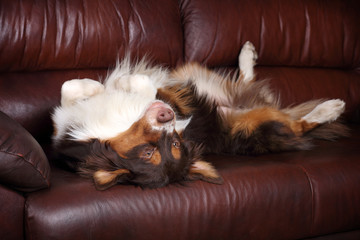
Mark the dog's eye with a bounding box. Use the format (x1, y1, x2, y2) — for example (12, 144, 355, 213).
(172, 140, 181, 148)
(141, 147, 156, 159)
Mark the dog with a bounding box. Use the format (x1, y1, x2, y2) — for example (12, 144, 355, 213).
(52, 42, 348, 190)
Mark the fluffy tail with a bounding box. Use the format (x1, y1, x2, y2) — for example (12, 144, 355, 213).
(306, 120, 350, 140)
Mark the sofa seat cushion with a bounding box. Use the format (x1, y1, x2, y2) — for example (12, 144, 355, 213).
(0, 185, 25, 240)
(0, 111, 50, 192)
(25, 126, 360, 240)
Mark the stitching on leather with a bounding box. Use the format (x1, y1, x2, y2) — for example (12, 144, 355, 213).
(0, 150, 50, 187)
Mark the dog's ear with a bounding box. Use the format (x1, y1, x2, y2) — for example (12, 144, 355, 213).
(67, 139, 132, 190)
(93, 169, 131, 190)
(88, 140, 133, 190)
(187, 160, 223, 184)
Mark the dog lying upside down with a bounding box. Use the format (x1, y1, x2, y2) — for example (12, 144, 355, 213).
(52, 42, 348, 190)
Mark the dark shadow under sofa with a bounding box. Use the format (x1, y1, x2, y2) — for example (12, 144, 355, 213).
(0, 0, 360, 239)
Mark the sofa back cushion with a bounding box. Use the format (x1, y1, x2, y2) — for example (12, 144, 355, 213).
(181, 0, 360, 69)
(0, 0, 183, 72)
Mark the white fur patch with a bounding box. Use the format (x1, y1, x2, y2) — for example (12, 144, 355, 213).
(53, 58, 187, 143)
(104, 57, 171, 92)
(129, 74, 157, 99)
(108, 74, 157, 99)
(61, 79, 104, 107)
(192, 72, 231, 106)
(239, 41, 257, 83)
(53, 92, 156, 141)
(175, 117, 192, 133)
(301, 99, 345, 124)
(150, 122, 175, 133)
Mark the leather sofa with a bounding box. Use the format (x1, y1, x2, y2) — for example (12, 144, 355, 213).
(1, 0, 359, 239)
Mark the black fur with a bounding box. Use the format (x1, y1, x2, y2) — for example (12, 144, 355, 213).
(55, 133, 197, 189)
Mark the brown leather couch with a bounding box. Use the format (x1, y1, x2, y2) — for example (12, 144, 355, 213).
(1, 0, 359, 239)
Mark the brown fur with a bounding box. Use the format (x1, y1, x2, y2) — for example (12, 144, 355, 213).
(54, 60, 348, 190)
(174, 64, 348, 156)
(156, 86, 194, 118)
(108, 116, 159, 159)
(228, 107, 320, 138)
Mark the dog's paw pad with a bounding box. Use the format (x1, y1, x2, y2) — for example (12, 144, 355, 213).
(61, 79, 104, 107)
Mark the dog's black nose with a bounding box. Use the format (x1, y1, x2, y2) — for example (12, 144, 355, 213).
(157, 108, 174, 123)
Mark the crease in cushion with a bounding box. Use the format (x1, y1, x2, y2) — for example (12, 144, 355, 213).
(0, 111, 50, 192)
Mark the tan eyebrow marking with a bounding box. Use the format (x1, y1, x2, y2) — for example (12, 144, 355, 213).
(108, 116, 161, 159)
(171, 145, 181, 160)
(150, 151, 162, 165)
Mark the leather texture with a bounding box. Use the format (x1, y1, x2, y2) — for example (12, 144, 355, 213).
(0, 111, 50, 192)
(0, 185, 24, 240)
(0, 0, 183, 72)
(0, 0, 359, 239)
(304, 230, 360, 240)
(27, 129, 360, 240)
(181, 0, 360, 68)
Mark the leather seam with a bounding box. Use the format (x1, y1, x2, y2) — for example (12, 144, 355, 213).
(0, 150, 50, 188)
(295, 164, 315, 235)
(24, 197, 32, 240)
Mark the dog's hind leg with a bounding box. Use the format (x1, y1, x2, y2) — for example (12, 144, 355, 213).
(282, 99, 347, 140)
(61, 79, 104, 107)
(239, 41, 258, 84)
(292, 99, 348, 138)
(275, 99, 346, 135)
(227, 107, 314, 154)
(226, 100, 346, 154)
(275, 99, 345, 137)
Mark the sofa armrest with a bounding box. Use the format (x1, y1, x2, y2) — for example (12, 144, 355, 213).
(0, 111, 50, 192)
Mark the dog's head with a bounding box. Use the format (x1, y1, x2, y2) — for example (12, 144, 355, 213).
(60, 100, 222, 190)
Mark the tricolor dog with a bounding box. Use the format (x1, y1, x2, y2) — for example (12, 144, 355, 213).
(52, 42, 347, 190)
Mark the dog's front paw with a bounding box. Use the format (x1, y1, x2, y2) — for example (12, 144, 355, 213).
(61, 79, 104, 107)
(301, 99, 345, 124)
(239, 41, 258, 83)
